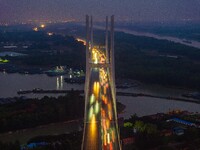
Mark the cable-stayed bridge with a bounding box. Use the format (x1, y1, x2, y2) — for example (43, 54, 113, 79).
(82, 15, 121, 150)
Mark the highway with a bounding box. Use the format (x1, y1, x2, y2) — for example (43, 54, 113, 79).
(82, 47, 121, 150)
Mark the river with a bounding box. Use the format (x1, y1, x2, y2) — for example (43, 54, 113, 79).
(95, 26, 200, 49)
(115, 28, 200, 49)
(0, 73, 199, 118)
(0, 73, 84, 98)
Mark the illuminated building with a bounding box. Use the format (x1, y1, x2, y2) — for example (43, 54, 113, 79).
(82, 15, 121, 150)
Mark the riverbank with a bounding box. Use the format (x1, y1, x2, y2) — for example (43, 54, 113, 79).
(16, 89, 200, 104)
(95, 25, 200, 49)
(0, 73, 199, 118)
(0, 101, 125, 144)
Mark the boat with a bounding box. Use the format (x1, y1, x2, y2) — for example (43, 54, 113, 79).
(45, 66, 67, 76)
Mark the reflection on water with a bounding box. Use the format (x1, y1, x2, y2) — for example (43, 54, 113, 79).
(118, 96, 200, 118)
(0, 73, 199, 117)
(56, 76, 64, 90)
(0, 73, 84, 98)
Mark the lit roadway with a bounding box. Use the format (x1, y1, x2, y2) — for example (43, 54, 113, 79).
(82, 47, 121, 150)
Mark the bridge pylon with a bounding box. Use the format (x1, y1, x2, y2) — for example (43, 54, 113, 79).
(82, 15, 121, 150)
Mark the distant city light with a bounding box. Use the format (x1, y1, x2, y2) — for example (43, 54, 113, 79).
(76, 38, 86, 45)
(47, 32, 53, 36)
(40, 24, 45, 28)
(33, 27, 38, 32)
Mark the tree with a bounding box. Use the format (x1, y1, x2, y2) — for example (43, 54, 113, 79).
(134, 121, 145, 132)
(145, 123, 158, 134)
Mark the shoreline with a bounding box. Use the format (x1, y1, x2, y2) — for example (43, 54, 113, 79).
(1, 72, 199, 91)
(9, 89, 200, 104)
(94, 25, 200, 49)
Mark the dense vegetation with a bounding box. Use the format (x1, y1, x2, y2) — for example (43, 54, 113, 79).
(0, 131, 81, 150)
(0, 90, 84, 133)
(114, 32, 200, 89)
(0, 141, 20, 150)
(26, 132, 82, 150)
(74, 27, 200, 89)
(0, 90, 124, 134)
(1, 25, 200, 89)
(123, 114, 200, 150)
(0, 30, 85, 69)
(119, 23, 200, 42)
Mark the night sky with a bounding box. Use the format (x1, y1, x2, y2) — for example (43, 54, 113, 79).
(0, 0, 200, 23)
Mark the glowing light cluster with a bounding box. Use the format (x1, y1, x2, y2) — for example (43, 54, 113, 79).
(91, 48, 106, 64)
(33, 27, 38, 31)
(47, 32, 53, 36)
(40, 24, 45, 28)
(76, 38, 86, 45)
(83, 46, 120, 150)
